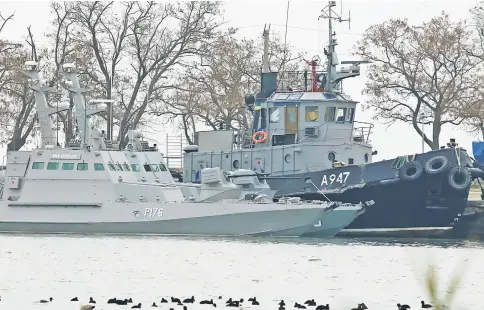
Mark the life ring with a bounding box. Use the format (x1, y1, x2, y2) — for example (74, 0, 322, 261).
(424, 156, 450, 175)
(447, 166, 471, 191)
(398, 161, 423, 181)
(252, 131, 268, 144)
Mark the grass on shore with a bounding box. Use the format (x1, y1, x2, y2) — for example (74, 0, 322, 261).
(422, 257, 470, 310)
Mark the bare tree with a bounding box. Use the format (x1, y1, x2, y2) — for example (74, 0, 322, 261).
(355, 12, 481, 150)
(0, 4, 81, 150)
(62, 1, 222, 148)
(157, 29, 303, 141)
(0, 26, 37, 151)
(0, 12, 38, 151)
(457, 4, 484, 139)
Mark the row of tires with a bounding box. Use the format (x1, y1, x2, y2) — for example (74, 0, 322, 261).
(399, 155, 471, 191)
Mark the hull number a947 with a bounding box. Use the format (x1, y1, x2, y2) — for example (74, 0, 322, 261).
(321, 172, 350, 186)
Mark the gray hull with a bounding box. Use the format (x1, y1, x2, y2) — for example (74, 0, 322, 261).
(0, 201, 328, 237)
(302, 205, 365, 237)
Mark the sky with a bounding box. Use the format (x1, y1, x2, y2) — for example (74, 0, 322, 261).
(0, 0, 480, 164)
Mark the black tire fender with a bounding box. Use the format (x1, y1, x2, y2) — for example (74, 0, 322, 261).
(447, 166, 471, 191)
(424, 156, 450, 175)
(399, 161, 423, 181)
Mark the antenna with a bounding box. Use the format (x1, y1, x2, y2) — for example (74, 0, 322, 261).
(319, 1, 351, 28)
(56, 81, 59, 147)
(262, 24, 271, 74)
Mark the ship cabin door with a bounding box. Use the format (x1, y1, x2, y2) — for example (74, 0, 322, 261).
(285, 105, 299, 135)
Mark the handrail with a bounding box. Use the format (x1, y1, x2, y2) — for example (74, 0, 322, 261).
(236, 120, 374, 149)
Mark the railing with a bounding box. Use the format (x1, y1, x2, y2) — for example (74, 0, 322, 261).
(233, 120, 374, 149)
(277, 70, 326, 92)
(352, 121, 374, 144)
(165, 134, 188, 169)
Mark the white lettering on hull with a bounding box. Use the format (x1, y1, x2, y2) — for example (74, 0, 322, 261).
(144, 208, 164, 218)
(321, 172, 350, 186)
(51, 154, 81, 160)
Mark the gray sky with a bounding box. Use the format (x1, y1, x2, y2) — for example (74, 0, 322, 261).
(0, 0, 478, 161)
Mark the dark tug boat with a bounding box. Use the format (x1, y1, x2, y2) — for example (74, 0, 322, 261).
(273, 143, 475, 237)
(182, 1, 481, 237)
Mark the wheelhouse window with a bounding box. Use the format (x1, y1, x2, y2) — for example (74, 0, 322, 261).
(143, 164, 152, 172)
(335, 107, 346, 122)
(94, 163, 105, 171)
(107, 163, 116, 171)
(159, 163, 167, 171)
(305, 106, 319, 122)
(62, 163, 74, 170)
(150, 164, 160, 172)
(131, 164, 141, 172)
(346, 108, 355, 122)
(322, 93, 337, 100)
(269, 107, 280, 123)
(32, 162, 44, 169)
(114, 163, 122, 171)
(324, 107, 336, 122)
(275, 93, 290, 100)
(77, 163, 88, 171)
(288, 92, 303, 100)
(47, 162, 59, 170)
(122, 163, 131, 171)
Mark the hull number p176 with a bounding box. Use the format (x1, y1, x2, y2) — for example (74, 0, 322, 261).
(145, 208, 164, 218)
(321, 172, 350, 186)
(133, 208, 164, 218)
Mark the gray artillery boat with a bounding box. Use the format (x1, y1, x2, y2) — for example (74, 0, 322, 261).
(0, 61, 364, 237)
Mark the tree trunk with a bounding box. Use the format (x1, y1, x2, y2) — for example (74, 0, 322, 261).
(6, 136, 27, 151)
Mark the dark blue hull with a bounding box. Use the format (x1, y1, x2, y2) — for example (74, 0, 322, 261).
(267, 148, 472, 232)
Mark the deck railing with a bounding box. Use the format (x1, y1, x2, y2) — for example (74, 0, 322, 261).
(233, 120, 374, 149)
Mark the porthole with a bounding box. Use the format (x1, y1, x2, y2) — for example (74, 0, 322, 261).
(284, 154, 292, 163)
(233, 160, 240, 169)
(364, 153, 369, 163)
(328, 152, 336, 162)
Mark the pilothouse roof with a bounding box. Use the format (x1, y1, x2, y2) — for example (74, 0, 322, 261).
(268, 91, 358, 103)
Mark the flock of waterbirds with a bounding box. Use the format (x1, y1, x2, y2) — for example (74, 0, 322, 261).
(0, 295, 441, 309)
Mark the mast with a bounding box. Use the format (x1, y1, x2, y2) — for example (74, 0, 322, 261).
(22, 61, 65, 148)
(61, 63, 105, 149)
(262, 24, 270, 74)
(319, 1, 351, 93)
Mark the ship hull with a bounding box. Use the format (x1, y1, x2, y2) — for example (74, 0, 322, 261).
(0, 201, 333, 237)
(267, 148, 473, 236)
(302, 205, 365, 237)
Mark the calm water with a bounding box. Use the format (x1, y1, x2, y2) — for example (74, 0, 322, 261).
(0, 235, 483, 310)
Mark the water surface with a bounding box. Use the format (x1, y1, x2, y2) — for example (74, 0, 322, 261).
(0, 235, 482, 310)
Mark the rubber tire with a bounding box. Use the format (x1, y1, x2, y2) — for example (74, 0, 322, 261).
(424, 155, 450, 175)
(399, 161, 423, 181)
(447, 167, 471, 191)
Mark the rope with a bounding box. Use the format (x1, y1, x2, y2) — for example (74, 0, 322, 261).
(455, 147, 461, 171)
(391, 155, 409, 169)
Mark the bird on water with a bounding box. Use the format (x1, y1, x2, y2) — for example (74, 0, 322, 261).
(421, 301, 432, 308)
(39, 297, 53, 303)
